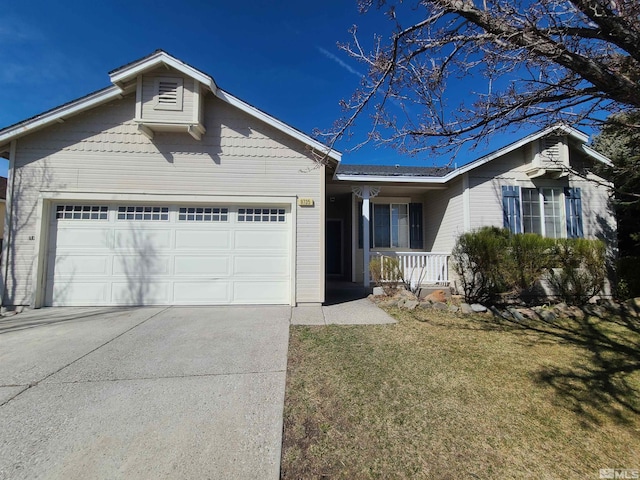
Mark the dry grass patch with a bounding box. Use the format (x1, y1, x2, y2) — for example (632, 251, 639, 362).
(281, 307, 640, 479)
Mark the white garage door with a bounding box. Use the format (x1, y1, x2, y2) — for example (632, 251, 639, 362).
(45, 204, 292, 306)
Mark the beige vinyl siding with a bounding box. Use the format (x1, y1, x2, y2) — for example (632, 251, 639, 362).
(140, 68, 196, 123)
(6, 93, 323, 306)
(468, 148, 529, 231)
(572, 176, 616, 241)
(424, 178, 464, 252)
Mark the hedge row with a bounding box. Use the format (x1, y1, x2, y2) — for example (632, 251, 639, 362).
(452, 227, 605, 305)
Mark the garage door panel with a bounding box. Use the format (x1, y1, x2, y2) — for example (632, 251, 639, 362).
(51, 281, 108, 306)
(47, 204, 292, 306)
(111, 281, 171, 305)
(173, 281, 230, 304)
(234, 230, 288, 249)
(234, 255, 289, 276)
(233, 281, 289, 304)
(54, 255, 111, 276)
(174, 256, 230, 276)
(175, 230, 230, 249)
(55, 228, 112, 249)
(112, 255, 173, 276)
(113, 229, 172, 251)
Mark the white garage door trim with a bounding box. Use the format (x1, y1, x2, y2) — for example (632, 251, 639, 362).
(41, 198, 296, 304)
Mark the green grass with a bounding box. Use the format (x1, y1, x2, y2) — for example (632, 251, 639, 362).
(281, 307, 640, 479)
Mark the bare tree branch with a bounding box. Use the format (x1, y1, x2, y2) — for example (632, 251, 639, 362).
(322, 0, 640, 160)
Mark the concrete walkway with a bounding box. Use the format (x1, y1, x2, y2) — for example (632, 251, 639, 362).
(0, 306, 290, 480)
(291, 298, 397, 326)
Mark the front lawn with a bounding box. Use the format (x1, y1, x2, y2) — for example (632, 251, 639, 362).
(281, 306, 640, 479)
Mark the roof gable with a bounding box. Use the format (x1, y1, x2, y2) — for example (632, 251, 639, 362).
(0, 50, 341, 162)
(335, 125, 611, 184)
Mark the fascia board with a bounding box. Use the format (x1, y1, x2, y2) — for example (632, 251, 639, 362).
(581, 144, 613, 166)
(215, 89, 342, 162)
(334, 174, 449, 184)
(109, 53, 216, 91)
(452, 126, 585, 177)
(0, 86, 123, 146)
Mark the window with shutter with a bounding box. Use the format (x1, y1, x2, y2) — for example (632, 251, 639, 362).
(502, 186, 522, 234)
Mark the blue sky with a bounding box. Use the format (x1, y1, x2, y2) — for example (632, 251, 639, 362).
(0, 0, 544, 178)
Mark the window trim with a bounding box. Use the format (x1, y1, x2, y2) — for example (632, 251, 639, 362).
(521, 187, 565, 238)
(371, 202, 410, 249)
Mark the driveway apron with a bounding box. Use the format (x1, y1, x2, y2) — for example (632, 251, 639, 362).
(0, 306, 290, 480)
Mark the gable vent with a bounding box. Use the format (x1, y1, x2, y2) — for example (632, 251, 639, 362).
(158, 81, 179, 104)
(542, 136, 561, 162)
(153, 76, 183, 111)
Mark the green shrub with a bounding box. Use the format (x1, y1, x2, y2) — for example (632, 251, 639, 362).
(547, 239, 606, 305)
(504, 234, 556, 293)
(452, 228, 607, 305)
(451, 227, 510, 303)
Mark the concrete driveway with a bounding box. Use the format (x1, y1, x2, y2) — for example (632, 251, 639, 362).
(0, 306, 290, 480)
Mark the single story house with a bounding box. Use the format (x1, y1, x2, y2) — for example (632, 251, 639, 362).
(0, 51, 615, 309)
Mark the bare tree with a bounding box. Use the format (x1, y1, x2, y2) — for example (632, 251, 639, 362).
(322, 0, 640, 157)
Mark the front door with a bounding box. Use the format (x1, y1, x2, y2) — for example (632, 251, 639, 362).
(325, 219, 343, 277)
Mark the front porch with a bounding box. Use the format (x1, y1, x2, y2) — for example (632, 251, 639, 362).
(325, 170, 455, 289)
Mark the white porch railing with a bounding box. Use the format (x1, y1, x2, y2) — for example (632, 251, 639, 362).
(372, 252, 450, 289)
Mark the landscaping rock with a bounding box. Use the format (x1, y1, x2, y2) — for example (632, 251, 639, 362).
(372, 286, 385, 296)
(460, 303, 474, 315)
(508, 308, 526, 321)
(423, 290, 447, 304)
(448, 304, 459, 313)
(625, 297, 640, 312)
(432, 302, 448, 311)
(537, 309, 556, 322)
(396, 298, 407, 309)
(517, 308, 538, 320)
(471, 304, 487, 313)
(419, 302, 433, 310)
(405, 300, 419, 310)
(568, 306, 586, 320)
(398, 289, 417, 299)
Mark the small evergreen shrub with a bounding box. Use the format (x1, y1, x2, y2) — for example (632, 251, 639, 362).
(547, 239, 606, 304)
(451, 227, 509, 303)
(452, 228, 606, 305)
(504, 233, 555, 293)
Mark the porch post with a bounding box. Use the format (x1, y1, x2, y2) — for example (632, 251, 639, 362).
(352, 185, 380, 288)
(362, 186, 371, 287)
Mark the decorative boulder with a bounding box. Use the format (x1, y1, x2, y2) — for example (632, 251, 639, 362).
(372, 286, 385, 296)
(460, 303, 474, 315)
(423, 289, 447, 303)
(470, 304, 488, 313)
